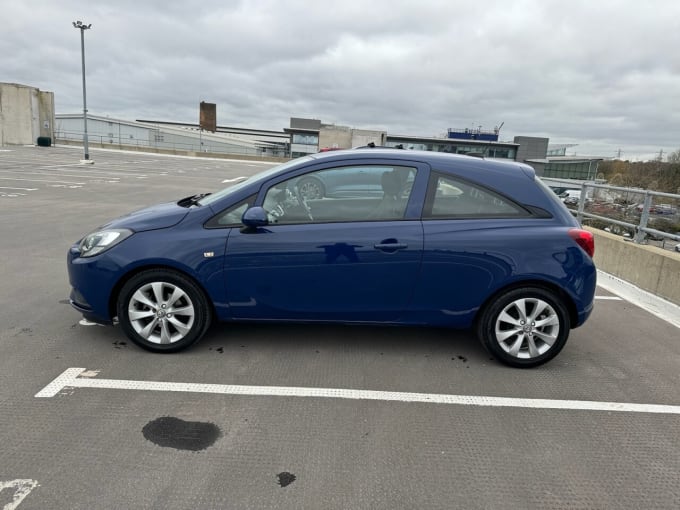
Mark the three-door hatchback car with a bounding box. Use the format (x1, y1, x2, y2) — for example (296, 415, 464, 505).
(68, 149, 596, 367)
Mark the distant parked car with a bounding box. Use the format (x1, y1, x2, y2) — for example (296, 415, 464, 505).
(67, 149, 596, 368)
(634, 203, 678, 215)
(297, 165, 414, 199)
(655, 204, 678, 215)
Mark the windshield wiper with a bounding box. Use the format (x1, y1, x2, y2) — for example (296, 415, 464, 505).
(177, 193, 211, 207)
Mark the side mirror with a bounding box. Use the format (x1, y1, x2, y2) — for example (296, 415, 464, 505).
(241, 206, 269, 228)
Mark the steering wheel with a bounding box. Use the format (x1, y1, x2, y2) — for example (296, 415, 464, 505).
(294, 186, 314, 221)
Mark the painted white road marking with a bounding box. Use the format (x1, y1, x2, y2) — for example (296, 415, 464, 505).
(78, 319, 103, 327)
(36, 163, 83, 169)
(594, 296, 623, 300)
(0, 177, 85, 185)
(597, 270, 680, 329)
(0, 170, 120, 180)
(0, 186, 38, 191)
(0, 479, 39, 510)
(221, 176, 248, 183)
(35, 368, 680, 415)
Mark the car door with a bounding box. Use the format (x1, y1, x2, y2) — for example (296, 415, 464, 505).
(410, 171, 537, 327)
(224, 162, 426, 322)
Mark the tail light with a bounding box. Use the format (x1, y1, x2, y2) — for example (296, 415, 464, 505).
(568, 228, 595, 258)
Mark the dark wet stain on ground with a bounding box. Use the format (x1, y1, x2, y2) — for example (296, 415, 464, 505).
(277, 472, 296, 487)
(113, 341, 127, 349)
(142, 417, 221, 451)
(458, 355, 467, 362)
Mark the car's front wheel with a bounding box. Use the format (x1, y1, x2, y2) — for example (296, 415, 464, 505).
(477, 287, 570, 368)
(117, 269, 212, 352)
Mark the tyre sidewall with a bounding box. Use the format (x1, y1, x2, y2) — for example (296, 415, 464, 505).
(117, 269, 211, 353)
(478, 287, 570, 368)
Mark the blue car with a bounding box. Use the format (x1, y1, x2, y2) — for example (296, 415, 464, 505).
(68, 149, 596, 367)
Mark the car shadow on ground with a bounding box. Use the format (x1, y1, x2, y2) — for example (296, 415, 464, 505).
(199, 321, 491, 364)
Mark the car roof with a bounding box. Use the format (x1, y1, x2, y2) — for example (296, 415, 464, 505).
(307, 148, 535, 177)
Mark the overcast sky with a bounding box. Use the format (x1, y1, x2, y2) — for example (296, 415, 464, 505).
(3, 0, 679, 160)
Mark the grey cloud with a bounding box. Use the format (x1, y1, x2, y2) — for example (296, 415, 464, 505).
(2, 0, 680, 159)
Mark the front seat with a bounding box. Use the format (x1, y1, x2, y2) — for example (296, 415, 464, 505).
(370, 171, 404, 219)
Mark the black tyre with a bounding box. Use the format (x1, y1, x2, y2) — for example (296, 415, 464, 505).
(297, 177, 325, 200)
(476, 287, 570, 368)
(117, 269, 212, 353)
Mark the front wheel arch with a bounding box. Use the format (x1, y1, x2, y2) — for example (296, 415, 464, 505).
(109, 264, 215, 324)
(115, 267, 214, 352)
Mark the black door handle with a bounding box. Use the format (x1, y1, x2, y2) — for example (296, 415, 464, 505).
(374, 242, 408, 252)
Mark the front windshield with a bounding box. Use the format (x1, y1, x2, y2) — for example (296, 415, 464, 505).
(196, 156, 314, 207)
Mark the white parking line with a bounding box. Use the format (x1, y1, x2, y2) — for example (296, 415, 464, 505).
(0, 186, 38, 191)
(0, 479, 39, 509)
(597, 270, 680, 329)
(35, 368, 680, 415)
(37, 164, 83, 169)
(0, 177, 85, 185)
(594, 296, 623, 300)
(0, 170, 120, 180)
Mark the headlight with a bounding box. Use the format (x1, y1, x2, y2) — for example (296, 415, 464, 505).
(78, 228, 133, 257)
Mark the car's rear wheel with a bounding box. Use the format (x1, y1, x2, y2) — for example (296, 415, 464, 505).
(297, 177, 325, 200)
(117, 269, 211, 352)
(477, 287, 570, 368)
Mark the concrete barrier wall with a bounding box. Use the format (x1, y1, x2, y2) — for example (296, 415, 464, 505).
(587, 227, 680, 306)
(0, 83, 55, 145)
(0, 84, 33, 145)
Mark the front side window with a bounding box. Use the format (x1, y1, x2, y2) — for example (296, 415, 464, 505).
(262, 165, 417, 225)
(205, 196, 256, 228)
(424, 173, 528, 218)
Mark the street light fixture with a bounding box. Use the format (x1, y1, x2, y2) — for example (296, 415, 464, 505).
(72, 20, 94, 164)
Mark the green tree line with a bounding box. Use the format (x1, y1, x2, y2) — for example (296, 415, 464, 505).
(598, 148, 680, 194)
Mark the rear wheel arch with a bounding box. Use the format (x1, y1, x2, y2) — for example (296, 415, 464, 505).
(475, 283, 573, 368)
(475, 279, 578, 331)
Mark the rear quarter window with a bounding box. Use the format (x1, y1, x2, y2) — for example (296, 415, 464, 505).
(423, 173, 530, 219)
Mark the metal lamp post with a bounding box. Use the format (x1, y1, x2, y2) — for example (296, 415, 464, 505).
(72, 20, 94, 163)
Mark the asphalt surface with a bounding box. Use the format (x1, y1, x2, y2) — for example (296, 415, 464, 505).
(1, 146, 679, 509)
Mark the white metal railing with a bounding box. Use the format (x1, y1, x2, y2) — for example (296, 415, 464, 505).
(54, 129, 288, 158)
(543, 177, 680, 245)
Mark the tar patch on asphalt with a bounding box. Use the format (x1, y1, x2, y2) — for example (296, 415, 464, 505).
(277, 472, 296, 487)
(142, 417, 221, 451)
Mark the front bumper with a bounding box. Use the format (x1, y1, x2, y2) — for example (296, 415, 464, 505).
(67, 244, 122, 324)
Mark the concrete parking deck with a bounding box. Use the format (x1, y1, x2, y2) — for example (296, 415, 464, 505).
(1, 146, 679, 509)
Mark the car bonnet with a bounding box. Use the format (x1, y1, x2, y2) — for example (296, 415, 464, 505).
(100, 201, 190, 232)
